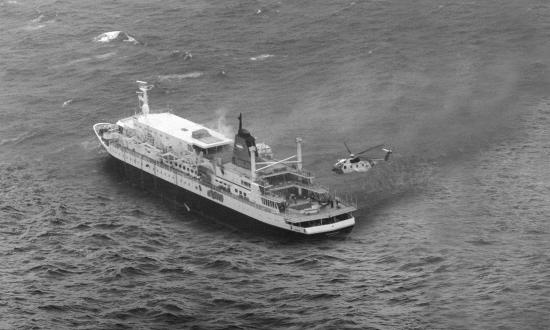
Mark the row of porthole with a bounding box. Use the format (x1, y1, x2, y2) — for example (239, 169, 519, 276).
(164, 160, 197, 176)
(213, 178, 247, 198)
(343, 163, 367, 170)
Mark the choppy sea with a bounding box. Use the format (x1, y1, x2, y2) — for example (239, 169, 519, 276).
(1, 0, 549, 329)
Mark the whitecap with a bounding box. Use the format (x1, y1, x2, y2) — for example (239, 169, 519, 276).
(31, 14, 45, 23)
(22, 12, 58, 31)
(157, 72, 204, 81)
(93, 31, 138, 44)
(250, 54, 274, 61)
(22, 24, 45, 31)
(94, 52, 117, 60)
(67, 52, 117, 66)
(170, 50, 193, 60)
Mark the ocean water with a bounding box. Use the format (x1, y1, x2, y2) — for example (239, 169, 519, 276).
(1, 0, 550, 329)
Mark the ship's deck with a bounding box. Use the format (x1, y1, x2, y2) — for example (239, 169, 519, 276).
(283, 204, 356, 223)
(118, 113, 233, 149)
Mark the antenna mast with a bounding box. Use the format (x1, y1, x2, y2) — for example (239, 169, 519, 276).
(238, 113, 242, 132)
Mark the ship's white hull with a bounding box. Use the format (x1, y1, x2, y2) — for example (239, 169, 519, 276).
(94, 123, 355, 236)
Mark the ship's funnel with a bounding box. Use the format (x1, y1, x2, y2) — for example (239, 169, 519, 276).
(232, 113, 258, 170)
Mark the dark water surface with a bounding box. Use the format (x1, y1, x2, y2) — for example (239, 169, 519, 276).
(1, 0, 549, 328)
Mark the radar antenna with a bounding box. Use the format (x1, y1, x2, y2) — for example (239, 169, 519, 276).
(136, 80, 154, 115)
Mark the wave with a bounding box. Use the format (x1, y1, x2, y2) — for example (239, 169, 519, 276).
(0, 130, 38, 147)
(26, 264, 77, 278)
(21, 12, 58, 31)
(38, 304, 69, 312)
(119, 266, 147, 276)
(57, 52, 117, 68)
(204, 259, 233, 269)
(169, 50, 193, 60)
(157, 72, 204, 81)
(93, 222, 122, 230)
(250, 54, 274, 61)
(150, 311, 196, 324)
(22, 23, 45, 31)
(159, 267, 187, 274)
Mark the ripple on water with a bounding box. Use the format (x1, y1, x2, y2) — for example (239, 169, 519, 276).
(38, 304, 69, 312)
(149, 311, 197, 325)
(93, 222, 123, 230)
(77, 233, 119, 249)
(2, 1, 550, 329)
(466, 238, 495, 246)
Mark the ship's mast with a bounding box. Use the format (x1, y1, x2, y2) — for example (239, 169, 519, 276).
(249, 146, 256, 180)
(296, 137, 303, 170)
(136, 80, 153, 115)
(238, 113, 242, 132)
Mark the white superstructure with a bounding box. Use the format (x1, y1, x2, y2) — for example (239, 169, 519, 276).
(94, 82, 356, 235)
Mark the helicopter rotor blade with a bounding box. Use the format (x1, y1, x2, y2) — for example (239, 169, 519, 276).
(356, 144, 384, 155)
(344, 142, 353, 155)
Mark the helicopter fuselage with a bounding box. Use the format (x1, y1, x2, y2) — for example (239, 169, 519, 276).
(332, 157, 373, 174)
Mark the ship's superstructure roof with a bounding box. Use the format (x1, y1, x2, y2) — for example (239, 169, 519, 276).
(121, 112, 233, 148)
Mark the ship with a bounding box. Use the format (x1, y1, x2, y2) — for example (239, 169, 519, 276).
(93, 81, 357, 236)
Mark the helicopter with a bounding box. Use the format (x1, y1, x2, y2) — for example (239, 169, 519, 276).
(332, 142, 392, 174)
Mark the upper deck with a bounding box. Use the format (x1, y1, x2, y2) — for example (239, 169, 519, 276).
(118, 113, 233, 149)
